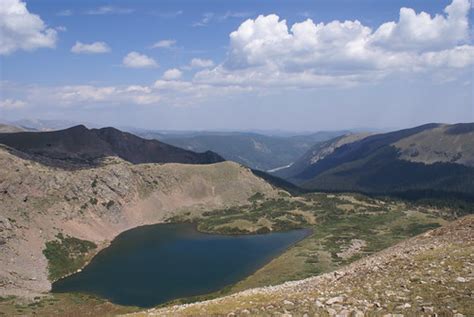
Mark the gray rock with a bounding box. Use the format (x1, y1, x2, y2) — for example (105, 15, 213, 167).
(326, 296, 345, 305)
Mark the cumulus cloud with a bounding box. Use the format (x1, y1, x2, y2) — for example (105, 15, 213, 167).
(122, 52, 158, 68)
(152, 39, 176, 49)
(371, 0, 470, 51)
(0, 0, 57, 55)
(195, 0, 473, 88)
(190, 58, 215, 68)
(0, 98, 26, 109)
(163, 68, 183, 80)
(71, 41, 110, 54)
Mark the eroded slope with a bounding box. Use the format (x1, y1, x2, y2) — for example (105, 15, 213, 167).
(0, 146, 279, 297)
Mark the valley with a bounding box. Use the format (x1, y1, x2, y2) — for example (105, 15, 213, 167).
(0, 123, 472, 316)
(2, 0, 473, 315)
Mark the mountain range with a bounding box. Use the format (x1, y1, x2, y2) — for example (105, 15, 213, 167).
(0, 125, 224, 166)
(273, 123, 474, 201)
(137, 130, 348, 171)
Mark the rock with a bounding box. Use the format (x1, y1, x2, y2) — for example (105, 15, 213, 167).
(455, 277, 466, 283)
(326, 308, 337, 316)
(353, 311, 364, 317)
(398, 303, 411, 309)
(422, 306, 434, 313)
(283, 300, 294, 307)
(314, 300, 324, 308)
(240, 309, 250, 315)
(326, 296, 345, 305)
(337, 309, 351, 317)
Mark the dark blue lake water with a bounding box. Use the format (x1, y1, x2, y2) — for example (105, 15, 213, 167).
(52, 223, 310, 307)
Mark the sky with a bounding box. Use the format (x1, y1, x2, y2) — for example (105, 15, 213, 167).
(0, 0, 473, 131)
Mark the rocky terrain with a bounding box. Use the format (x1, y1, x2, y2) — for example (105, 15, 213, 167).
(0, 145, 280, 297)
(128, 215, 474, 316)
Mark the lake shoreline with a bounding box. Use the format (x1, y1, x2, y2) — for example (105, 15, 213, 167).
(51, 223, 312, 308)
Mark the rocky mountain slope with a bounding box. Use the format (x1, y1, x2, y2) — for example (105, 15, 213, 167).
(274, 123, 474, 200)
(0, 145, 280, 297)
(128, 215, 474, 316)
(0, 125, 224, 166)
(138, 131, 347, 171)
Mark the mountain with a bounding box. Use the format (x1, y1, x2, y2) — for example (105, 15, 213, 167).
(0, 143, 282, 297)
(0, 125, 224, 166)
(273, 132, 372, 179)
(274, 123, 474, 200)
(136, 131, 348, 171)
(0, 123, 27, 133)
(5, 119, 87, 131)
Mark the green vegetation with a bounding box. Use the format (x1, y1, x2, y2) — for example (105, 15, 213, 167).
(166, 192, 449, 295)
(43, 233, 97, 281)
(0, 293, 139, 316)
(248, 192, 265, 203)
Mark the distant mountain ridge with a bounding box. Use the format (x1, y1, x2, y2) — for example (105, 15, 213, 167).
(0, 124, 27, 133)
(138, 130, 348, 171)
(0, 125, 224, 165)
(274, 123, 474, 200)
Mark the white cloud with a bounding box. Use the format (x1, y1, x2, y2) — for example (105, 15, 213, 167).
(193, 12, 214, 27)
(152, 39, 176, 49)
(125, 85, 152, 93)
(0, 0, 57, 55)
(163, 68, 183, 80)
(54, 85, 160, 105)
(2, 0, 472, 113)
(371, 0, 470, 51)
(190, 58, 215, 68)
(122, 52, 158, 68)
(153, 10, 183, 18)
(195, 0, 474, 88)
(56, 9, 72, 16)
(71, 41, 110, 54)
(0, 98, 26, 109)
(86, 6, 134, 15)
(193, 11, 253, 26)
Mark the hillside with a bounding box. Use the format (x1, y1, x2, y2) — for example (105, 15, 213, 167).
(0, 124, 26, 133)
(0, 145, 280, 297)
(137, 131, 347, 171)
(129, 215, 474, 316)
(0, 125, 224, 166)
(274, 133, 372, 179)
(275, 123, 474, 200)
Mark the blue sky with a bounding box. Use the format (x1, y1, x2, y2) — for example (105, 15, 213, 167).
(1, 0, 473, 131)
